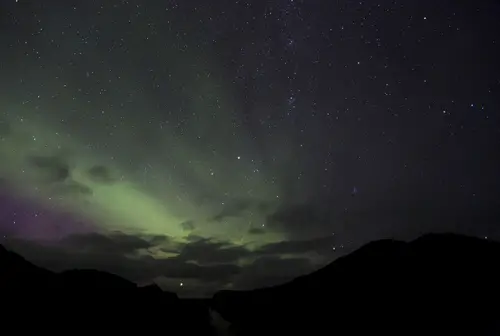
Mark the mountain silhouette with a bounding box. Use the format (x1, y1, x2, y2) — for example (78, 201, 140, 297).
(0, 244, 214, 334)
(211, 233, 500, 335)
(2, 233, 499, 334)
(0, 243, 55, 287)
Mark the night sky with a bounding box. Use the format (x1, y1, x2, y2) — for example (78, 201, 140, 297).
(1, 0, 499, 297)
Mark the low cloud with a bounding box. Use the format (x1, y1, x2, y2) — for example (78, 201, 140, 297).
(209, 198, 272, 222)
(177, 238, 252, 264)
(54, 181, 93, 196)
(61, 231, 170, 254)
(248, 227, 266, 235)
(210, 199, 253, 222)
(4, 232, 242, 293)
(266, 203, 330, 239)
(256, 236, 336, 256)
(27, 155, 71, 183)
(3, 229, 337, 296)
(87, 165, 117, 184)
(180, 220, 195, 231)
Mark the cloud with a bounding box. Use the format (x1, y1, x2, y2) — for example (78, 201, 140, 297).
(209, 198, 272, 222)
(177, 237, 252, 264)
(87, 165, 117, 184)
(27, 155, 70, 183)
(53, 180, 93, 196)
(150, 259, 241, 282)
(185, 234, 204, 242)
(3, 230, 336, 296)
(256, 236, 336, 256)
(4, 231, 242, 292)
(61, 231, 169, 254)
(25, 155, 96, 198)
(210, 199, 253, 222)
(180, 220, 195, 231)
(266, 203, 327, 238)
(149, 234, 172, 245)
(248, 227, 266, 235)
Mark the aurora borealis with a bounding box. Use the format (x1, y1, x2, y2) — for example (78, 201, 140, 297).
(1, 0, 499, 296)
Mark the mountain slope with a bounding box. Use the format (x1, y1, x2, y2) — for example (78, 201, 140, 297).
(0, 244, 214, 334)
(212, 233, 500, 335)
(2, 234, 498, 334)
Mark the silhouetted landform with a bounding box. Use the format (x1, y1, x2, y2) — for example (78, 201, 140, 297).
(2, 234, 500, 335)
(212, 233, 500, 335)
(0, 244, 213, 334)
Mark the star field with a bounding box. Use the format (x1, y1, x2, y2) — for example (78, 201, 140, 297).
(0, 0, 499, 296)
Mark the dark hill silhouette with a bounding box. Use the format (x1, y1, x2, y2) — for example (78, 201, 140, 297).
(0, 244, 215, 334)
(2, 234, 499, 334)
(212, 233, 500, 335)
(59, 269, 138, 289)
(0, 243, 55, 287)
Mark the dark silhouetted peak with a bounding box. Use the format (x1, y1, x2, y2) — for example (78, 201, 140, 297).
(212, 233, 500, 335)
(138, 283, 179, 300)
(346, 237, 406, 256)
(140, 283, 164, 293)
(305, 238, 406, 278)
(0, 243, 28, 265)
(0, 244, 55, 289)
(59, 269, 136, 289)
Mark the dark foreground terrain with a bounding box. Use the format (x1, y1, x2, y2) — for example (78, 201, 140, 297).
(2, 233, 499, 335)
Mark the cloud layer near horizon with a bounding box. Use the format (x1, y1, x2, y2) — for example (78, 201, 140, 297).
(3, 230, 336, 296)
